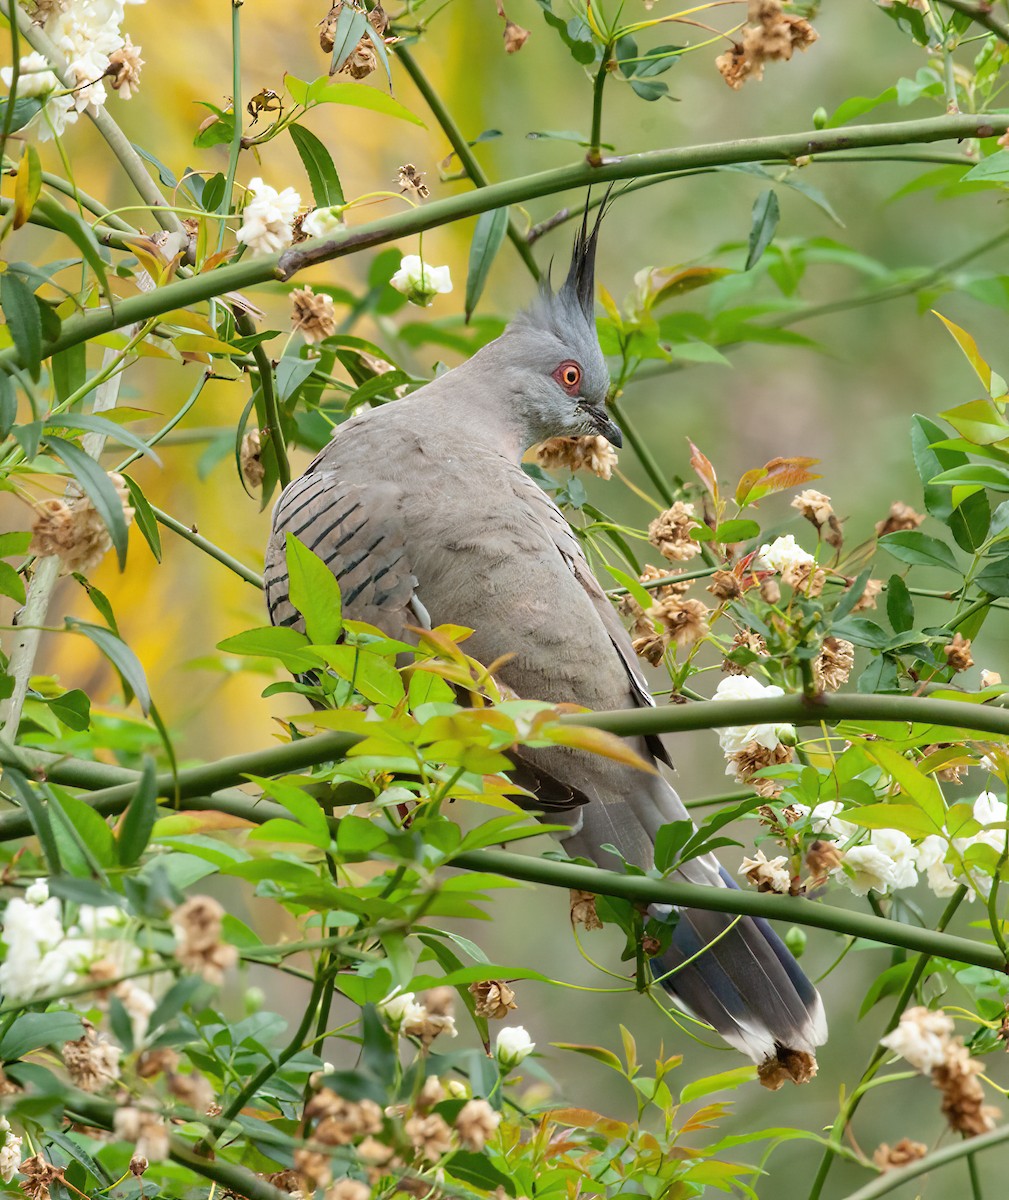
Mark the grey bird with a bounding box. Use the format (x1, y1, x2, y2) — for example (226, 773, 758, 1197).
(264, 209, 827, 1081)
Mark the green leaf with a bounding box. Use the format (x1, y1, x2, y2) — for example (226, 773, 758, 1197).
(45, 435, 129, 567)
(885, 574, 914, 633)
(445, 1152, 515, 1197)
(46, 414, 160, 464)
(51, 343, 86, 404)
(680, 1066, 756, 1103)
(552, 1042, 625, 1072)
(879, 530, 959, 571)
(117, 756, 158, 866)
(940, 398, 1009, 446)
(844, 803, 939, 839)
(465, 207, 509, 322)
(0, 372, 15, 437)
(289, 123, 345, 208)
(50, 791, 115, 874)
(713, 518, 760, 542)
(68, 620, 150, 714)
(285, 533, 342, 644)
(122, 473, 162, 562)
(316, 644, 404, 706)
(1, 272, 43, 379)
(33, 196, 110, 306)
(934, 311, 993, 393)
(327, 5, 367, 75)
(47, 689, 90, 731)
(975, 555, 1009, 597)
(863, 742, 945, 828)
(0, 561, 25, 605)
(826, 86, 897, 128)
(0, 95, 44, 135)
(0, 1012, 84, 1061)
(6, 770, 61, 871)
(13, 143, 42, 230)
(930, 463, 1009, 491)
(288, 75, 426, 127)
(964, 150, 1009, 183)
(217, 625, 321, 673)
(745, 189, 779, 271)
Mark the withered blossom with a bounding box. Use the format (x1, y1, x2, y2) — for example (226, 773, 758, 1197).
(707, 569, 743, 601)
(455, 1099, 501, 1151)
(872, 1139, 928, 1171)
(980, 669, 1002, 688)
(62, 1023, 121, 1093)
(805, 840, 844, 884)
(29, 474, 135, 575)
(639, 561, 690, 597)
(113, 1108, 169, 1163)
(328, 1181, 371, 1200)
(738, 848, 791, 893)
(468, 978, 517, 1019)
(726, 741, 794, 798)
(569, 888, 602, 930)
(943, 633, 974, 673)
(757, 1046, 818, 1090)
(852, 577, 883, 611)
(791, 487, 842, 548)
(934, 1039, 1000, 1136)
(396, 163, 430, 199)
(404, 1113, 453, 1162)
(503, 20, 530, 52)
(291, 285, 338, 344)
(534, 434, 618, 479)
(106, 36, 143, 99)
(648, 501, 702, 562)
(715, 0, 817, 90)
(171, 895, 238, 985)
(876, 500, 924, 537)
(721, 629, 767, 676)
(651, 595, 710, 647)
(814, 637, 854, 691)
(241, 429, 265, 488)
(294, 1147, 331, 1191)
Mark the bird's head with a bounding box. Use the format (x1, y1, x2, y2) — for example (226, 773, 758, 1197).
(499, 200, 621, 450)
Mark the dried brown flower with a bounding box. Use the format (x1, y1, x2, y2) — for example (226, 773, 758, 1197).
(721, 630, 767, 676)
(715, 0, 816, 89)
(241, 429, 265, 488)
(327, 1180, 371, 1200)
(757, 1046, 818, 1090)
(639, 561, 690, 598)
(455, 1099, 501, 1151)
(759, 577, 781, 605)
(792, 488, 842, 549)
(265, 1169, 303, 1194)
(726, 741, 794, 798)
(356, 1136, 395, 1167)
(308, 1091, 384, 1144)
(980, 669, 1002, 688)
(291, 285, 337, 344)
(171, 895, 238, 985)
(107, 36, 143, 98)
(648, 502, 702, 562)
(396, 163, 429, 199)
(852, 577, 883, 612)
(294, 1147, 332, 1191)
(534, 434, 618, 479)
(342, 40, 377, 78)
(739, 848, 791, 893)
(876, 501, 924, 537)
(136, 1047, 179, 1078)
(716, 44, 762, 89)
(416, 1075, 445, 1112)
(320, 4, 340, 52)
(129, 1155, 148, 1177)
(632, 629, 668, 666)
(651, 595, 711, 647)
(814, 637, 854, 691)
(19, 1155, 60, 1200)
(805, 839, 844, 884)
(708, 569, 743, 601)
(872, 1138, 928, 1171)
(168, 1070, 215, 1113)
(943, 633, 974, 674)
(29, 474, 135, 575)
(932, 1039, 1000, 1136)
(503, 20, 530, 52)
(403, 1008, 457, 1046)
(469, 979, 517, 1019)
(782, 561, 826, 597)
(62, 1022, 121, 1093)
(404, 1112, 453, 1162)
(113, 1108, 169, 1162)
(570, 888, 603, 930)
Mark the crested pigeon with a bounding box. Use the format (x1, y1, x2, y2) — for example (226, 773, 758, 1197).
(264, 207, 827, 1082)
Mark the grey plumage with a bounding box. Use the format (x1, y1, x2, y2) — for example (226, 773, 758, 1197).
(265, 209, 827, 1076)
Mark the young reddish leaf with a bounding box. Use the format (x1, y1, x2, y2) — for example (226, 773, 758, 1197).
(735, 466, 767, 507)
(757, 456, 821, 494)
(688, 439, 718, 502)
(544, 724, 658, 773)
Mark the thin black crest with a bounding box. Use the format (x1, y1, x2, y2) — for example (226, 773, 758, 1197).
(560, 186, 615, 320)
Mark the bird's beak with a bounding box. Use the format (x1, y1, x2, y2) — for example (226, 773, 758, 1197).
(597, 412, 623, 449)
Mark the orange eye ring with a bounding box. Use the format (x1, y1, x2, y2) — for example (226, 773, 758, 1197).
(554, 361, 582, 393)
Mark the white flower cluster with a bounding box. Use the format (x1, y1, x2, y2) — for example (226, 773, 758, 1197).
(800, 791, 1007, 901)
(0, 880, 156, 1040)
(1, 0, 146, 141)
(879, 1006, 955, 1072)
(712, 674, 795, 759)
(236, 177, 301, 257)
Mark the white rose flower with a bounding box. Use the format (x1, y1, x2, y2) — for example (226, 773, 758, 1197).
(390, 255, 453, 307)
(494, 1025, 535, 1070)
(1, 53, 59, 98)
(302, 206, 344, 239)
(378, 988, 427, 1032)
(0, 1132, 22, 1185)
(711, 675, 794, 754)
(792, 801, 856, 841)
(755, 534, 815, 574)
(24, 879, 51, 905)
(879, 1005, 954, 1072)
(237, 177, 301, 257)
(915, 836, 962, 899)
(831, 843, 896, 896)
(870, 829, 918, 890)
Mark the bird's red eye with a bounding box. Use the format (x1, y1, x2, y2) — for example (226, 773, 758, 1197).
(554, 361, 582, 392)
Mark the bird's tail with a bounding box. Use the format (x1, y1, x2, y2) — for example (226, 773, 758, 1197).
(562, 779, 827, 1085)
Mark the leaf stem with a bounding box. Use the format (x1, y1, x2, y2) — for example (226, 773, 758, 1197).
(589, 43, 613, 168)
(218, 0, 244, 254)
(236, 311, 289, 489)
(150, 504, 264, 588)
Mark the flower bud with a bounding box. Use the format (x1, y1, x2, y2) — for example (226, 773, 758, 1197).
(784, 926, 806, 958)
(813, 106, 827, 129)
(494, 1025, 534, 1070)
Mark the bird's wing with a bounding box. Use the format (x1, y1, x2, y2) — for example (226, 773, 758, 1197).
(263, 463, 420, 640)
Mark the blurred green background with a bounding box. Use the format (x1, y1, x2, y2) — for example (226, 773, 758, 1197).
(6, 1, 1009, 1195)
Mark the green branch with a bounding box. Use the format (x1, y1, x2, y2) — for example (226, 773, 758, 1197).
(453, 848, 1005, 970)
(5, 112, 1005, 371)
(935, 0, 1009, 42)
(840, 1124, 1009, 1200)
(394, 44, 541, 281)
(151, 505, 264, 588)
